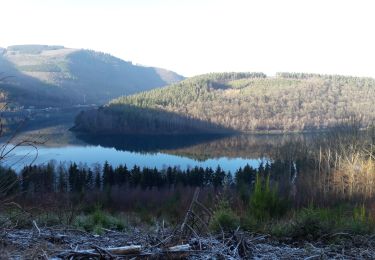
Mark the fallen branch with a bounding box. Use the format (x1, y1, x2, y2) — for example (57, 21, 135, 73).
(32, 220, 41, 236)
(168, 244, 191, 252)
(58, 244, 199, 259)
(76, 245, 141, 255)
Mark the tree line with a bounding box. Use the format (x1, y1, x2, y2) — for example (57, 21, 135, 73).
(0, 159, 296, 196)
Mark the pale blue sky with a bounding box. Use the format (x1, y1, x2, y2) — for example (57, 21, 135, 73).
(1, 0, 375, 77)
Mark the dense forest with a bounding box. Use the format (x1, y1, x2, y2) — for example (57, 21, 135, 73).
(0, 45, 184, 108)
(1, 160, 285, 196)
(74, 72, 375, 134)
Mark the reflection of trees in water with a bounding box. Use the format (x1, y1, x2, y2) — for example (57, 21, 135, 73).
(77, 133, 314, 160)
(167, 134, 313, 160)
(76, 134, 229, 155)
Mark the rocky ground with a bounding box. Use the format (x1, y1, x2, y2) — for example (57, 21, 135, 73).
(1, 226, 375, 259)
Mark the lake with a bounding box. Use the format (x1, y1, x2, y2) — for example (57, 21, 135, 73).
(0, 131, 304, 172)
(2, 109, 322, 172)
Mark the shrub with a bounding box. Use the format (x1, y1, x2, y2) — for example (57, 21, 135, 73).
(289, 207, 334, 240)
(74, 206, 126, 234)
(209, 200, 240, 233)
(249, 174, 289, 221)
(240, 214, 261, 232)
(353, 204, 366, 223)
(273, 205, 375, 240)
(348, 204, 373, 234)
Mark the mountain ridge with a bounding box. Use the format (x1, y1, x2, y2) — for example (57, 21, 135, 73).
(0, 44, 184, 108)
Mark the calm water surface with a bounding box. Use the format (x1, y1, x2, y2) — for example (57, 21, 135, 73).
(2, 133, 286, 172)
(4, 144, 263, 172)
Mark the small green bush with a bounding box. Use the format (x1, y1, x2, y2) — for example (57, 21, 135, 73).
(74, 206, 126, 234)
(209, 200, 240, 233)
(270, 205, 375, 240)
(249, 174, 289, 221)
(353, 204, 366, 223)
(347, 204, 373, 234)
(289, 207, 334, 240)
(240, 215, 261, 232)
(269, 220, 292, 237)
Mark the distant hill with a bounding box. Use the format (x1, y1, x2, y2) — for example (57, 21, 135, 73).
(0, 45, 184, 108)
(73, 72, 375, 134)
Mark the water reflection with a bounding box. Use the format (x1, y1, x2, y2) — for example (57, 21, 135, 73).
(2, 133, 314, 172)
(77, 133, 312, 160)
(76, 134, 229, 154)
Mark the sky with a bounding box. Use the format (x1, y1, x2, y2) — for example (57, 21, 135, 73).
(1, 0, 375, 77)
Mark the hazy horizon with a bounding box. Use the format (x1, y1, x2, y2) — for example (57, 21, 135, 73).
(1, 0, 375, 78)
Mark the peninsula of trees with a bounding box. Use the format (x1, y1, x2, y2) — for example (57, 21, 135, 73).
(73, 72, 375, 134)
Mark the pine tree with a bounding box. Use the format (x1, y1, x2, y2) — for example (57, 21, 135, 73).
(86, 169, 94, 190)
(68, 163, 79, 192)
(57, 164, 67, 193)
(93, 163, 101, 190)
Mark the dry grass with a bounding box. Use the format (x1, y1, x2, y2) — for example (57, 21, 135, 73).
(315, 143, 375, 201)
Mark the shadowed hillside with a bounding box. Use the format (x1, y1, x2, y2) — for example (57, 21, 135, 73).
(73, 104, 235, 135)
(0, 45, 184, 107)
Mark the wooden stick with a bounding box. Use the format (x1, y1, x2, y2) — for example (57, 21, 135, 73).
(65, 245, 142, 255)
(181, 187, 200, 233)
(168, 244, 191, 252)
(32, 220, 41, 236)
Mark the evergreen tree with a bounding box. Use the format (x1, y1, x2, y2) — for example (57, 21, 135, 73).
(102, 161, 114, 187)
(57, 164, 67, 193)
(68, 163, 79, 192)
(86, 169, 94, 190)
(93, 163, 102, 190)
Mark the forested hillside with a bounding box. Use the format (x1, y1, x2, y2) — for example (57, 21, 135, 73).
(74, 72, 375, 134)
(0, 45, 183, 108)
